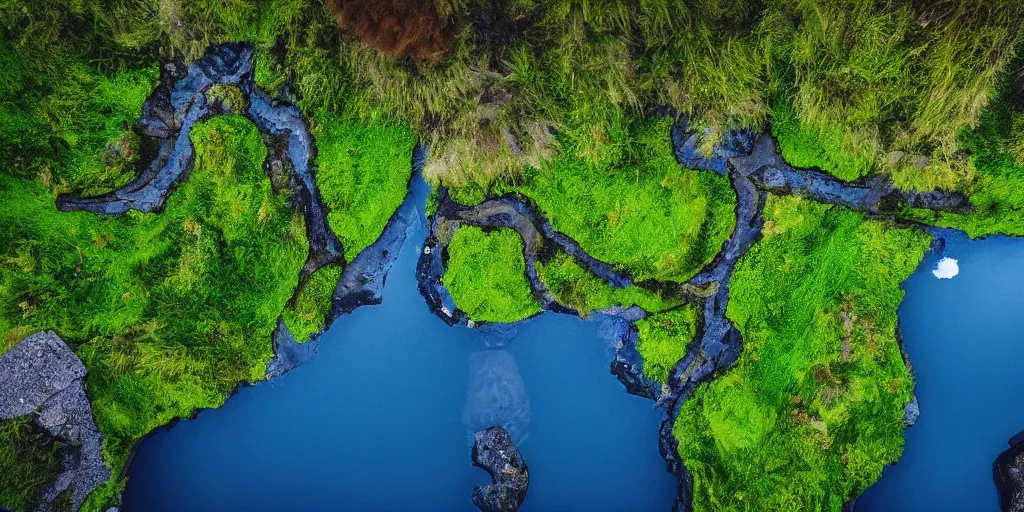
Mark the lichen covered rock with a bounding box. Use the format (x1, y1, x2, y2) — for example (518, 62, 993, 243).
(0, 332, 110, 511)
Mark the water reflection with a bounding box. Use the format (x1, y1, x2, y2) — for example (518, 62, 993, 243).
(463, 348, 531, 445)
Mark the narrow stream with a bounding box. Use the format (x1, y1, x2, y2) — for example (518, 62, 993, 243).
(858, 230, 1024, 510)
(120, 176, 677, 511)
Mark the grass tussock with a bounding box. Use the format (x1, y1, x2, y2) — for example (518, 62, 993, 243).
(674, 195, 930, 511)
(536, 252, 673, 318)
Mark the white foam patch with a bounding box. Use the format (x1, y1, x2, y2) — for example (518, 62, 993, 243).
(932, 257, 959, 279)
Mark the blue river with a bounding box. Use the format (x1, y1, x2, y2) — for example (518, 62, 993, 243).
(858, 230, 1024, 511)
(120, 177, 677, 511)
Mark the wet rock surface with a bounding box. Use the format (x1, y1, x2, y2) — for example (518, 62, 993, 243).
(595, 306, 661, 400)
(265, 319, 320, 380)
(0, 332, 110, 512)
(471, 426, 530, 512)
(995, 433, 1024, 512)
(266, 153, 428, 378)
(734, 135, 970, 215)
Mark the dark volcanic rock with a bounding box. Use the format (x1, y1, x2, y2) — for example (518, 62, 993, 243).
(265, 319, 320, 380)
(0, 332, 110, 512)
(471, 426, 530, 512)
(995, 433, 1024, 512)
(595, 306, 661, 400)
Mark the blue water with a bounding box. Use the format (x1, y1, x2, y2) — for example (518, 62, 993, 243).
(121, 177, 676, 511)
(858, 230, 1024, 511)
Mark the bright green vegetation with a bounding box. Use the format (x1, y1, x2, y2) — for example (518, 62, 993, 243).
(636, 307, 699, 384)
(0, 116, 308, 497)
(674, 196, 930, 511)
(283, 264, 342, 343)
(904, 56, 1024, 237)
(498, 117, 736, 283)
(443, 227, 541, 323)
(0, 417, 64, 511)
(771, 103, 874, 183)
(536, 252, 674, 317)
(313, 118, 417, 260)
(0, 30, 156, 197)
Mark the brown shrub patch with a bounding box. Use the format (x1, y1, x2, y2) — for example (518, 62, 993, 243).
(326, 0, 455, 62)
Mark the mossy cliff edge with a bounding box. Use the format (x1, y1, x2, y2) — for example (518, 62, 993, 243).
(3, 1, 1024, 511)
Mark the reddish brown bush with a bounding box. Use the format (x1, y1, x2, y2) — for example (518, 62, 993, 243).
(326, 0, 455, 62)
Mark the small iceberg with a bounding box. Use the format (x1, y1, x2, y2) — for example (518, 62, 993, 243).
(932, 257, 959, 279)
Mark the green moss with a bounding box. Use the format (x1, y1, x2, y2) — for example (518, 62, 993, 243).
(536, 252, 673, 317)
(443, 226, 541, 323)
(501, 116, 736, 283)
(283, 264, 342, 343)
(0, 34, 157, 196)
(0, 116, 308, 479)
(771, 101, 874, 182)
(636, 307, 700, 384)
(0, 417, 63, 511)
(674, 195, 929, 511)
(313, 115, 417, 260)
(206, 84, 249, 112)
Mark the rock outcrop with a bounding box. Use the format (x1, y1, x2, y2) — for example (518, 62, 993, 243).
(995, 432, 1024, 512)
(0, 331, 110, 512)
(471, 426, 530, 512)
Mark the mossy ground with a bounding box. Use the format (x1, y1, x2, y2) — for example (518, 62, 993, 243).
(313, 117, 417, 261)
(0, 417, 64, 511)
(536, 252, 673, 317)
(283, 264, 342, 343)
(674, 195, 929, 511)
(1, 116, 308, 484)
(497, 116, 736, 283)
(442, 226, 541, 323)
(636, 307, 700, 384)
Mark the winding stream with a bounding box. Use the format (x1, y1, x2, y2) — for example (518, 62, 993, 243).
(119, 175, 677, 511)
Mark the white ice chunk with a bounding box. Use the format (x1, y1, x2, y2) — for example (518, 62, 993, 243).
(932, 257, 959, 279)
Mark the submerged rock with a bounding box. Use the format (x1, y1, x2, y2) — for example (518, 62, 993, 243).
(463, 351, 530, 445)
(995, 433, 1024, 512)
(471, 426, 530, 512)
(903, 395, 921, 427)
(0, 331, 110, 512)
